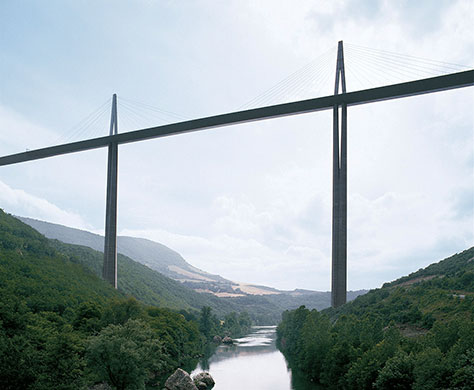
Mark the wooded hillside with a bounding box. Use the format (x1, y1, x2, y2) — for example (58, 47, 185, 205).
(277, 248, 474, 389)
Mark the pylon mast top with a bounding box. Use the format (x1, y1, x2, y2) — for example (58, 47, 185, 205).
(335, 40, 347, 95)
(109, 93, 118, 136)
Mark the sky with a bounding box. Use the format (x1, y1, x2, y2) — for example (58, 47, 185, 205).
(0, 0, 473, 291)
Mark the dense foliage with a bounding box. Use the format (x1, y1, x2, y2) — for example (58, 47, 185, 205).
(0, 210, 203, 389)
(198, 306, 252, 341)
(277, 248, 474, 389)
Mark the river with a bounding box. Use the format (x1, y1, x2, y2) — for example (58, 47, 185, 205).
(191, 326, 320, 390)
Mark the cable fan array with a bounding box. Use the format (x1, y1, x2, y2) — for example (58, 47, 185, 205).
(237, 43, 471, 110)
(118, 97, 190, 134)
(51, 98, 111, 146)
(49, 43, 472, 146)
(238, 46, 337, 110)
(49, 98, 190, 146)
(342, 43, 471, 91)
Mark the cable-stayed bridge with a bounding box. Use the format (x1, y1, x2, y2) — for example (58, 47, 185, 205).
(1, 42, 472, 307)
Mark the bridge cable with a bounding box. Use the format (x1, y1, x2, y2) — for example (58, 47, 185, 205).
(118, 103, 153, 132)
(238, 46, 335, 109)
(344, 43, 472, 90)
(237, 46, 336, 110)
(346, 43, 470, 71)
(120, 97, 190, 121)
(52, 98, 111, 145)
(255, 49, 335, 107)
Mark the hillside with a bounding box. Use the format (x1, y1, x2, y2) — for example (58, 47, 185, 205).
(324, 247, 474, 325)
(277, 248, 474, 389)
(19, 216, 366, 314)
(0, 211, 123, 311)
(48, 239, 288, 322)
(49, 239, 338, 324)
(0, 209, 203, 389)
(19, 217, 229, 286)
(5, 217, 318, 323)
(48, 239, 224, 313)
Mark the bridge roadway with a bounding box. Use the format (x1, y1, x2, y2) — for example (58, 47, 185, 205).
(0, 69, 473, 167)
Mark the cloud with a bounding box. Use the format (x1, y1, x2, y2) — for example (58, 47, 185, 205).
(119, 161, 335, 290)
(347, 187, 474, 288)
(0, 0, 472, 292)
(0, 179, 91, 230)
(0, 105, 58, 155)
(120, 223, 330, 290)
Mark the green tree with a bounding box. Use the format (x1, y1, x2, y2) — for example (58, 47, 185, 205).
(321, 340, 358, 389)
(374, 350, 414, 390)
(277, 306, 309, 359)
(413, 347, 450, 390)
(344, 326, 400, 390)
(34, 324, 86, 390)
(449, 347, 474, 390)
(199, 306, 218, 341)
(86, 319, 164, 390)
(431, 319, 461, 353)
(299, 310, 331, 380)
(73, 301, 103, 333)
(101, 298, 143, 326)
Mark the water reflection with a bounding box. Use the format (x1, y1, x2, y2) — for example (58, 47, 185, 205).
(191, 326, 320, 390)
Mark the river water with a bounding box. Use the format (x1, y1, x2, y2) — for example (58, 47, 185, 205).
(190, 326, 320, 390)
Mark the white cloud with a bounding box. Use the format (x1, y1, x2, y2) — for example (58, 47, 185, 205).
(0, 179, 91, 230)
(0, 105, 58, 155)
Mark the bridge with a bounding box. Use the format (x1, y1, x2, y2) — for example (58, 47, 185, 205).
(1, 42, 473, 307)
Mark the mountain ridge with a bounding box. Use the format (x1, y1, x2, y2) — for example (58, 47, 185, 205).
(19, 216, 362, 298)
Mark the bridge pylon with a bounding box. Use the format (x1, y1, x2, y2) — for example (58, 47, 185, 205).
(331, 41, 347, 308)
(103, 94, 119, 288)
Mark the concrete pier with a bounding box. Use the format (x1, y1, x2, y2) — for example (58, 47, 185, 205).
(331, 42, 347, 308)
(103, 94, 118, 288)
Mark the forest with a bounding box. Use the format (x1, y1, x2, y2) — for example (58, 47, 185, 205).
(277, 248, 474, 389)
(0, 209, 250, 389)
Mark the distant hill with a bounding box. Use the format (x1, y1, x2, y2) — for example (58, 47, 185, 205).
(47, 238, 291, 323)
(48, 239, 227, 314)
(18, 217, 272, 297)
(18, 216, 227, 284)
(19, 216, 367, 310)
(3, 211, 284, 322)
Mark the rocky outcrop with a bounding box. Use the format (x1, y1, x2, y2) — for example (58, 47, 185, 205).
(164, 368, 198, 390)
(194, 381, 208, 390)
(193, 372, 215, 390)
(212, 335, 222, 344)
(222, 336, 233, 344)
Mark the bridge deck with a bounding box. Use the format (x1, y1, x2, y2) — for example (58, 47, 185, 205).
(0, 69, 472, 167)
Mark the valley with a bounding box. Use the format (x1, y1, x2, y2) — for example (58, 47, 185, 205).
(2, 209, 472, 389)
(19, 216, 366, 323)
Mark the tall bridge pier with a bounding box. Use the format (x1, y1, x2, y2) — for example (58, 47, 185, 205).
(332, 41, 348, 307)
(103, 94, 118, 287)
